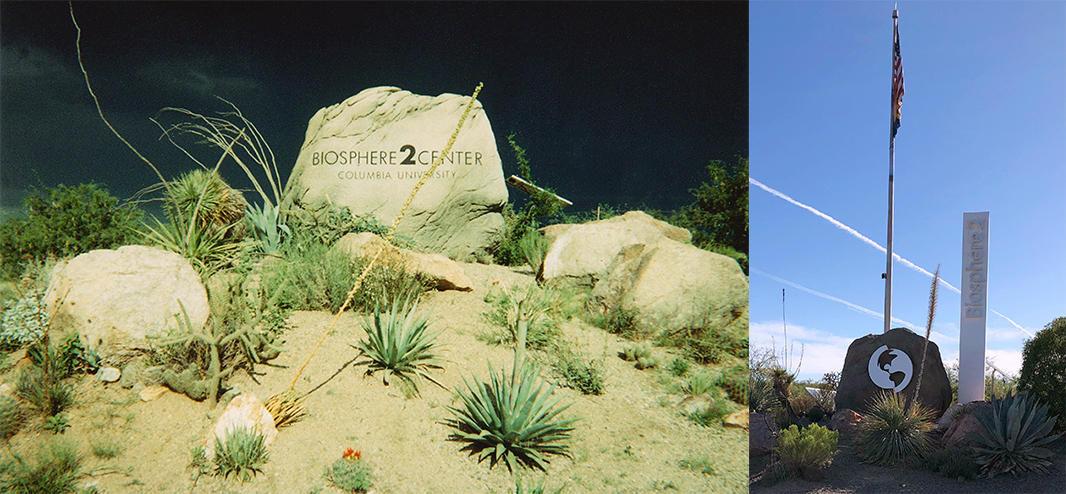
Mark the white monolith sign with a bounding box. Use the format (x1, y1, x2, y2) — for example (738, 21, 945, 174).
(958, 212, 989, 404)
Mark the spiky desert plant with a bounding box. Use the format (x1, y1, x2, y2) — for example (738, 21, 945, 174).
(246, 201, 290, 255)
(324, 455, 372, 493)
(855, 391, 935, 466)
(0, 438, 81, 494)
(517, 230, 548, 277)
(353, 300, 445, 396)
(213, 426, 268, 482)
(444, 359, 578, 472)
(968, 390, 1059, 478)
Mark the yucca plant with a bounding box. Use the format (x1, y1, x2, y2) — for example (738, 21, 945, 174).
(855, 391, 935, 466)
(246, 201, 290, 255)
(968, 390, 1059, 478)
(353, 300, 445, 396)
(213, 426, 268, 482)
(443, 359, 578, 472)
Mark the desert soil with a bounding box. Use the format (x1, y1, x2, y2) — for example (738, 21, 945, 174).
(749, 429, 1066, 494)
(3, 262, 747, 494)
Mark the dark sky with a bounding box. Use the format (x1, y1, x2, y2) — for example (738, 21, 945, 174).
(0, 1, 747, 217)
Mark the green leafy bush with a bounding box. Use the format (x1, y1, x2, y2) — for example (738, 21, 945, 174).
(482, 283, 559, 351)
(0, 438, 82, 493)
(353, 301, 444, 396)
(667, 357, 690, 377)
(969, 391, 1059, 478)
(666, 156, 748, 271)
(0, 289, 48, 350)
(687, 395, 735, 427)
(553, 351, 605, 396)
(681, 372, 719, 396)
(659, 323, 748, 365)
(1016, 316, 1065, 433)
(283, 200, 394, 248)
(855, 391, 934, 466)
(324, 457, 371, 493)
(213, 426, 268, 482)
(444, 360, 577, 472)
(494, 135, 565, 266)
(0, 183, 143, 279)
(773, 424, 838, 481)
(923, 447, 979, 480)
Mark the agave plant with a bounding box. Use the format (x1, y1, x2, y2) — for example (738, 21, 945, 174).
(213, 426, 268, 482)
(246, 201, 291, 255)
(968, 391, 1059, 478)
(353, 300, 445, 396)
(443, 359, 578, 472)
(855, 391, 935, 466)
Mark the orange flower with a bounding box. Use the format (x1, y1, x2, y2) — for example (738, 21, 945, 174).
(343, 447, 361, 461)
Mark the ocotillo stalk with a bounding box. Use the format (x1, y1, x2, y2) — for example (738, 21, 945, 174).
(912, 263, 940, 406)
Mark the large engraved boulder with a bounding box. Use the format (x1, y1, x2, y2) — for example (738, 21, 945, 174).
(540, 211, 691, 288)
(282, 86, 507, 262)
(43, 246, 209, 355)
(587, 236, 748, 339)
(834, 328, 952, 418)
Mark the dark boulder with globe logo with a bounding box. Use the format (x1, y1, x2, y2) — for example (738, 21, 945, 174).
(835, 327, 952, 418)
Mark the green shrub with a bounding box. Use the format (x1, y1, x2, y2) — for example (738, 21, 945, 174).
(665, 156, 748, 262)
(807, 407, 826, 423)
(284, 200, 395, 248)
(0, 395, 23, 441)
(89, 438, 122, 460)
(720, 365, 749, 405)
(16, 342, 77, 419)
(923, 447, 979, 480)
(213, 426, 268, 482)
(0, 183, 143, 280)
(969, 391, 1059, 478)
(505, 476, 565, 494)
(773, 424, 838, 481)
(1016, 316, 1065, 433)
(517, 231, 548, 276)
(482, 283, 558, 351)
(855, 391, 934, 466)
(748, 374, 776, 415)
(603, 306, 638, 339)
(667, 358, 690, 377)
(659, 324, 747, 365)
(0, 289, 48, 350)
(494, 135, 565, 266)
(0, 438, 82, 493)
(444, 360, 578, 472)
(324, 457, 371, 493)
(681, 372, 719, 396)
(687, 395, 735, 427)
(353, 300, 444, 396)
(553, 353, 605, 396)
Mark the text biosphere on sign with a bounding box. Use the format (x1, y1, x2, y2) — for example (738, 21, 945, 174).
(311, 144, 483, 167)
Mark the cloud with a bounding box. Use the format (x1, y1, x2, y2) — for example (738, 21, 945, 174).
(750, 321, 854, 379)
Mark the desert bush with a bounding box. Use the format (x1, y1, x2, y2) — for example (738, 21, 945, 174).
(687, 395, 735, 427)
(0, 438, 82, 493)
(518, 230, 548, 276)
(482, 283, 559, 351)
(667, 357, 690, 377)
(788, 389, 817, 417)
(0, 395, 23, 441)
(444, 359, 578, 472)
(89, 438, 122, 460)
(552, 348, 605, 396)
(213, 426, 268, 482)
(665, 156, 748, 270)
(720, 365, 749, 405)
(659, 323, 747, 365)
(773, 424, 838, 481)
(1016, 316, 1065, 433)
(682, 372, 719, 397)
(494, 135, 566, 266)
(15, 337, 89, 418)
(324, 455, 371, 493)
(283, 200, 395, 248)
(749, 374, 776, 415)
(353, 300, 444, 396)
(923, 447, 979, 480)
(504, 476, 566, 494)
(969, 390, 1059, 478)
(0, 183, 143, 280)
(0, 289, 48, 350)
(602, 306, 638, 339)
(855, 391, 935, 466)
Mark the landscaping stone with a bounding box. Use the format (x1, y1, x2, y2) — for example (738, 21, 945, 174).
(204, 393, 278, 462)
(829, 408, 862, 435)
(139, 385, 169, 402)
(43, 245, 209, 356)
(96, 367, 121, 383)
(725, 408, 749, 429)
(940, 401, 993, 449)
(750, 412, 777, 456)
(331, 232, 474, 291)
(120, 360, 143, 389)
(540, 211, 692, 288)
(282, 86, 508, 262)
(834, 328, 952, 418)
(587, 236, 748, 338)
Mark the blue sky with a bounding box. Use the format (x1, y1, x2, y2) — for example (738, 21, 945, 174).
(750, 2, 1066, 382)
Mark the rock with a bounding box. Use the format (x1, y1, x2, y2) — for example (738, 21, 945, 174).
(588, 236, 748, 338)
(331, 232, 474, 292)
(750, 412, 777, 456)
(677, 393, 723, 416)
(834, 328, 953, 418)
(139, 385, 169, 402)
(829, 408, 862, 435)
(120, 360, 143, 389)
(940, 401, 993, 448)
(43, 246, 209, 356)
(541, 211, 692, 288)
(725, 408, 749, 429)
(95, 367, 120, 383)
(0, 383, 13, 398)
(282, 86, 508, 262)
(204, 394, 278, 462)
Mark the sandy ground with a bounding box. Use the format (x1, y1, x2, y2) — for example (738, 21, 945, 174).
(4, 262, 747, 493)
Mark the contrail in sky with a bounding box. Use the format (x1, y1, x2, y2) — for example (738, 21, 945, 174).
(750, 177, 1033, 337)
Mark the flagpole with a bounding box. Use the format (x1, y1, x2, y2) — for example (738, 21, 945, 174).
(884, 7, 899, 334)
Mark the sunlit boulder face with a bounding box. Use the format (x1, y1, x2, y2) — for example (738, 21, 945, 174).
(834, 328, 952, 418)
(43, 245, 210, 356)
(282, 86, 508, 262)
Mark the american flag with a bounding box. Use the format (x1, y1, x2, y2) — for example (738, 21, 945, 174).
(892, 13, 904, 139)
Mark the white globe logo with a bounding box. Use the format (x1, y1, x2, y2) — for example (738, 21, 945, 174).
(867, 345, 913, 392)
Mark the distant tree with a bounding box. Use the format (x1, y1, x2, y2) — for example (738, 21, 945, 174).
(669, 156, 748, 272)
(1017, 316, 1066, 432)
